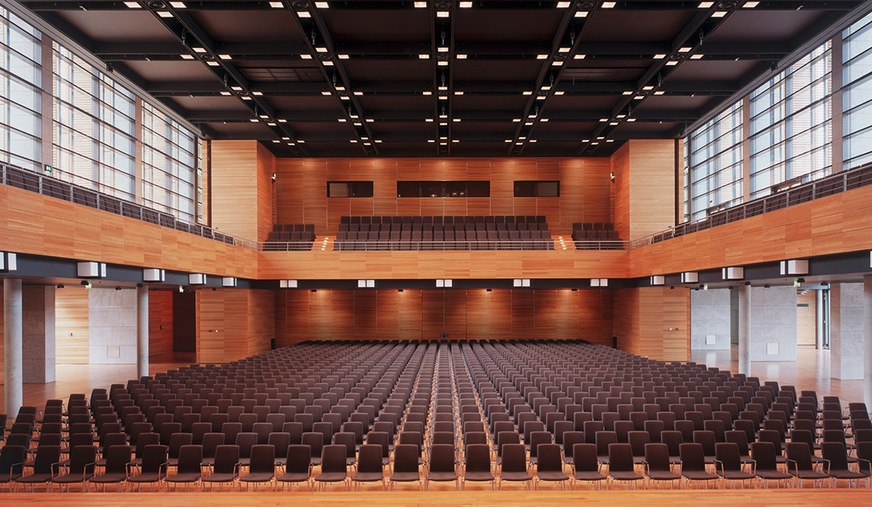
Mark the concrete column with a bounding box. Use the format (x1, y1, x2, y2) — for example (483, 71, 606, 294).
(830, 283, 864, 380)
(864, 276, 872, 409)
(738, 284, 751, 376)
(690, 288, 731, 350)
(22, 286, 56, 384)
(4, 279, 23, 416)
(748, 285, 798, 362)
(137, 285, 149, 379)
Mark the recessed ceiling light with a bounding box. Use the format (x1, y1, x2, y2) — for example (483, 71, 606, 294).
(316, 47, 328, 53)
(315, 1, 329, 8)
(353, 91, 363, 96)
(338, 118, 346, 122)
(206, 61, 219, 66)
(193, 47, 206, 53)
(157, 11, 173, 17)
(259, 114, 269, 119)
(591, 142, 599, 145)
(635, 95, 644, 100)
(581, 139, 589, 143)
(249, 118, 259, 122)
(609, 122, 618, 126)
(454, 91, 464, 95)
(558, 47, 570, 53)
(573, 54, 586, 59)
(540, 118, 549, 122)
(272, 139, 280, 143)
(557, 1, 571, 7)
(512, 118, 521, 122)
(321, 91, 332, 96)
(552, 61, 563, 66)
(627, 118, 636, 122)
(169, 1, 186, 8)
(322, 61, 334, 66)
(452, 139, 459, 143)
(267, 122, 276, 126)
(426, 118, 434, 122)
(523, 91, 532, 95)
(743, 1, 759, 7)
(423, 91, 432, 95)
(340, 96, 349, 100)
(698, 1, 714, 7)
(123, 1, 141, 8)
(597, 136, 604, 140)
(438, 85, 447, 91)
(414, 1, 427, 7)
(438, 95, 447, 100)
(537, 95, 547, 100)
(601, 1, 616, 8)
(300, 54, 312, 59)
(712, 11, 726, 17)
(419, 53, 429, 59)
(616, 114, 625, 118)
(428, 139, 435, 143)
(690, 54, 703, 59)
(453, 118, 461, 122)
(231, 86, 242, 91)
(456, 54, 467, 59)
(180, 54, 194, 60)
(437, 10, 449, 17)
(554, 91, 564, 95)
(220, 91, 231, 95)
(353, 122, 361, 126)
(654, 91, 665, 95)
(642, 85, 654, 91)
(218, 54, 231, 60)
(338, 54, 349, 59)
(296, 11, 311, 18)
(505, 139, 512, 143)
(525, 121, 533, 126)
(437, 61, 448, 66)
(460, 1, 473, 7)
(366, 118, 374, 122)
(438, 46, 448, 53)
(375, 139, 382, 143)
(599, 118, 608, 122)
(350, 140, 357, 143)
(269, 1, 283, 8)
(574, 11, 588, 17)
(622, 90, 632, 95)
(678, 46, 692, 53)
(529, 139, 537, 143)
(278, 119, 287, 123)
(536, 54, 548, 59)
(653, 54, 666, 59)
(665, 61, 678, 66)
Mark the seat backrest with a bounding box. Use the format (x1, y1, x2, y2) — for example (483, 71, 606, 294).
(392, 444, 419, 473)
(69, 445, 98, 474)
(213, 445, 240, 474)
(572, 443, 599, 473)
(785, 442, 814, 471)
(714, 442, 741, 471)
(285, 444, 311, 474)
(465, 443, 491, 473)
(501, 443, 527, 473)
(429, 444, 455, 474)
(249, 445, 275, 474)
(536, 443, 563, 472)
(679, 443, 705, 471)
(356, 444, 383, 474)
(608, 443, 634, 472)
(643, 443, 670, 472)
(820, 441, 850, 471)
(177, 445, 204, 474)
(750, 441, 778, 471)
(104, 445, 133, 474)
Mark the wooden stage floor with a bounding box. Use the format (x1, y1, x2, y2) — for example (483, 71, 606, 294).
(5, 489, 872, 506)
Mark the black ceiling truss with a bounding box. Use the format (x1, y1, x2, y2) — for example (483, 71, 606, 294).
(132, 1, 308, 154)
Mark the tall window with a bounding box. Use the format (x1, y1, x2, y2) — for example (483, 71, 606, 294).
(843, 12, 872, 169)
(0, 8, 42, 171)
(52, 42, 136, 200)
(686, 100, 743, 221)
(141, 102, 197, 223)
(748, 40, 832, 199)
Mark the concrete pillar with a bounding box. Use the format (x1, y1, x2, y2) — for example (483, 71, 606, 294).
(738, 284, 751, 376)
(137, 285, 149, 379)
(864, 276, 872, 409)
(748, 285, 798, 362)
(4, 279, 23, 416)
(22, 286, 55, 384)
(830, 283, 864, 380)
(690, 288, 731, 350)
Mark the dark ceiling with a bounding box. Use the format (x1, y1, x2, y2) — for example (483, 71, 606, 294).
(22, 0, 865, 157)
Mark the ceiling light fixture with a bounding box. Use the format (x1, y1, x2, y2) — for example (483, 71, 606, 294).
(678, 46, 692, 53)
(690, 54, 703, 59)
(575, 11, 588, 17)
(601, 1, 616, 8)
(460, 1, 473, 7)
(573, 54, 586, 59)
(296, 11, 311, 18)
(414, 1, 427, 7)
(437, 10, 449, 17)
(123, 1, 141, 7)
(169, 1, 186, 8)
(423, 91, 432, 95)
(712, 11, 727, 17)
(536, 54, 548, 59)
(743, 1, 759, 7)
(653, 53, 666, 59)
(206, 61, 219, 66)
(157, 11, 173, 18)
(300, 54, 312, 59)
(698, 1, 714, 8)
(456, 54, 467, 59)
(557, 1, 571, 7)
(180, 54, 194, 59)
(192, 47, 206, 53)
(338, 54, 349, 59)
(314, 1, 329, 8)
(419, 53, 430, 59)
(321, 91, 332, 95)
(269, 1, 283, 7)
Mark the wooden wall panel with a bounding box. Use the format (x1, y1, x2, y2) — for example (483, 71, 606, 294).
(613, 287, 689, 362)
(275, 157, 612, 236)
(259, 250, 629, 280)
(256, 144, 276, 243)
(628, 184, 872, 277)
(196, 289, 272, 364)
(796, 290, 816, 346)
(0, 288, 4, 381)
(147, 290, 173, 358)
(0, 186, 259, 279)
(612, 140, 676, 241)
(55, 289, 89, 364)
(211, 140, 260, 240)
(274, 288, 612, 344)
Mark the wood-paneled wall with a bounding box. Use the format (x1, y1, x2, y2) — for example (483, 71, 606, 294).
(628, 183, 872, 277)
(0, 288, 4, 382)
(274, 288, 613, 345)
(55, 289, 89, 364)
(196, 289, 275, 364)
(148, 290, 173, 358)
(209, 140, 275, 242)
(0, 185, 259, 279)
(613, 286, 690, 362)
(259, 249, 629, 280)
(273, 157, 612, 236)
(612, 140, 676, 241)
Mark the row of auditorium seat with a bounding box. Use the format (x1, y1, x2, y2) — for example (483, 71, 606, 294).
(1, 339, 869, 492)
(572, 223, 624, 250)
(336, 216, 554, 251)
(263, 224, 316, 251)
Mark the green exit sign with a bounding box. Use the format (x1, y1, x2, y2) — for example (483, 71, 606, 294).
(44, 164, 52, 173)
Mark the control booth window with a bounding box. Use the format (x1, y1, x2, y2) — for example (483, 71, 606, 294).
(327, 181, 374, 197)
(514, 181, 560, 197)
(397, 181, 490, 197)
